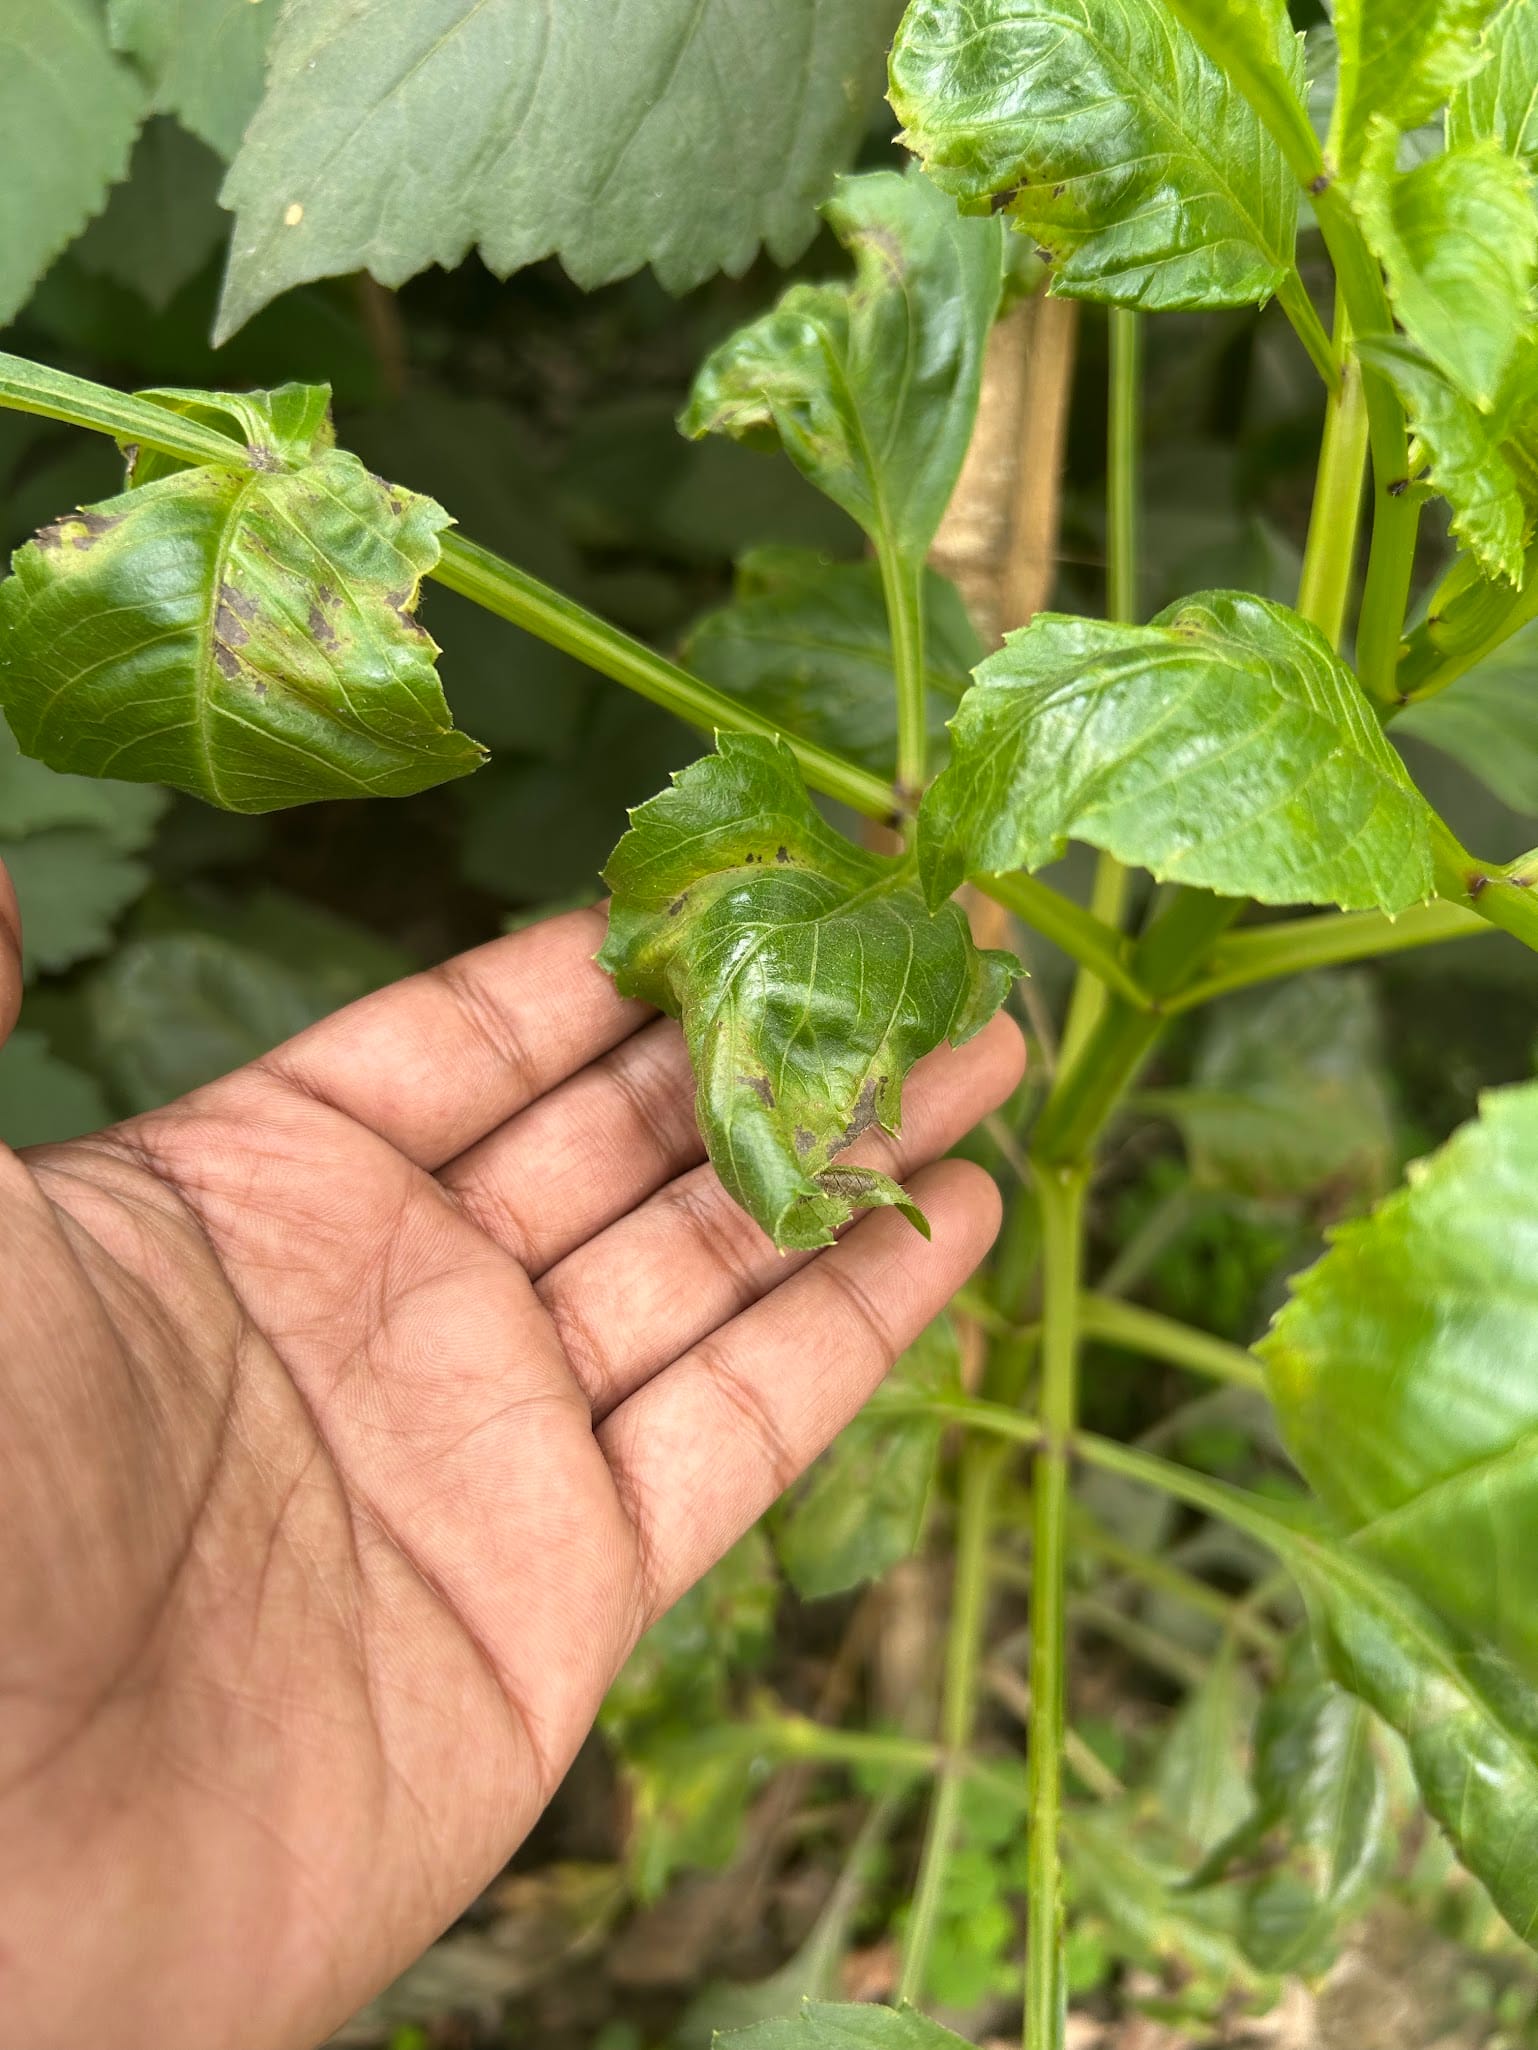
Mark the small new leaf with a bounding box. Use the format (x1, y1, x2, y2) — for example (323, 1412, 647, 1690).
(0, 384, 485, 814)
(889, 0, 1301, 311)
(680, 171, 1005, 562)
(918, 591, 1434, 915)
(600, 735, 1017, 1251)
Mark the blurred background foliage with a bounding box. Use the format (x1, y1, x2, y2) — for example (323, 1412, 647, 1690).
(7, 3, 1538, 2046)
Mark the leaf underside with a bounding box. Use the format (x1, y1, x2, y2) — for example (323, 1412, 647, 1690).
(599, 734, 1017, 1251)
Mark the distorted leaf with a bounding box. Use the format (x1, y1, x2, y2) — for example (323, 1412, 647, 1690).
(1448, 0, 1538, 164)
(889, 0, 1300, 310)
(0, 0, 145, 327)
(718, 2004, 975, 2049)
(600, 735, 1017, 1250)
(771, 1316, 961, 1598)
(107, 0, 276, 155)
(682, 549, 978, 778)
(215, 0, 900, 338)
(1398, 619, 1538, 813)
(1146, 972, 1395, 1204)
(1262, 1082, 1538, 1942)
(1329, 0, 1498, 167)
(0, 382, 485, 812)
(918, 591, 1434, 914)
(0, 1029, 110, 1148)
(1358, 134, 1537, 410)
(681, 170, 1004, 563)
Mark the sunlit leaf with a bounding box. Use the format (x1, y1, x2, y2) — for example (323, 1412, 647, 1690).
(682, 549, 979, 778)
(1329, 0, 1499, 167)
(1358, 134, 1537, 409)
(771, 1316, 961, 1598)
(1449, 0, 1538, 164)
(215, 0, 900, 340)
(0, 0, 145, 327)
(918, 591, 1434, 915)
(1398, 620, 1538, 813)
(1144, 972, 1395, 1205)
(0, 383, 485, 813)
(719, 2004, 975, 2049)
(889, 0, 1300, 311)
(680, 170, 1004, 563)
(600, 734, 1017, 1250)
(1262, 1082, 1538, 1942)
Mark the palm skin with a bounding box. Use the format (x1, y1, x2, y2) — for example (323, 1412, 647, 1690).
(0, 877, 1021, 2050)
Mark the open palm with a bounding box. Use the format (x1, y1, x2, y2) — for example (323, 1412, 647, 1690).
(0, 881, 1020, 2050)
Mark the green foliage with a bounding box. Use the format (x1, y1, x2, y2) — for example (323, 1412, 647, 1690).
(918, 592, 1434, 914)
(1448, 0, 1538, 164)
(718, 2003, 974, 2049)
(0, 1030, 109, 1148)
(1263, 1084, 1538, 1939)
(889, 0, 1301, 310)
(214, 0, 901, 340)
(683, 550, 978, 778)
(1145, 973, 1395, 1205)
(107, 0, 276, 156)
(0, 383, 485, 811)
(681, 171, 1005, 565)
(1329, 0, 1498, 168)
(0, 0, 145, 329)
(599, 734, 1016, 1250)
(73, 119, 228, 314)
(772, 1317, 962, 1600)
(1398, 621, 1538, 812)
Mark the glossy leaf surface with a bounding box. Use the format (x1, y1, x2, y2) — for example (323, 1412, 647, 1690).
(1263, 1083, 1538, 1940)
(0, 0, 145, 327)
(919, 592, 1434, 914)
(682, 548, 978, 778)
(1358, 135, 1537, 410)
(771, 1316, 961, 1598)
(1449, 0, 1538, 164)
(889, 0, 1300, 311)
(0, 384, 485, 813)
(720, 2004, 974, 2049)
(107, 0, 275, 156)
(600, 735, 1016, 1250)
(680, 171, 1004, 562)
(215, 0, 899, 340)
(1330, 0, 1499, 166)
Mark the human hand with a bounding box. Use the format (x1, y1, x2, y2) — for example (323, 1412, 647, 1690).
(0, 872, 1022, 2050)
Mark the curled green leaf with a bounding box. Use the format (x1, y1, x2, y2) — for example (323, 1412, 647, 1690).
(918, 591, 1435, 915)
(0, 382, 485, 813)
(599, 734, 1017, 1251)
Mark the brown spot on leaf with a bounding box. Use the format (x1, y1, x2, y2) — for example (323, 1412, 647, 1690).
(246, 446, 282, 473)
(989, 184, 1024, 215)
(744, 1074, 775, 1108)
(1468, 872, 1489, 898)
(776, 845, 790, 863)
(668, 894, 688, 916)
(842, 1076, 881, 1148)
(307, 603, 339, 648)
(794, 1127, 816, 1155)
(212, 641, 244, 681)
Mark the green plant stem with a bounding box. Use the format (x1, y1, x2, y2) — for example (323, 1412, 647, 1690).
(1435, 826, 1538, 954)
(979, 871, 1149, 1009)
(898, 1437, 1006, 2006)
(760, 1713, 940, 1777)
(1077, 1292, 1265, 1393)
(879, 545, 929, 807)
(1274, 268, 1341, 393)
(1295, 294, 1368, 648)
(0, 350, 248, 467)
(1397, 551, 1538, 704)
(1061, 308, 1140, 1073)
(1024, 1164, 1088, 2050)
(1067, 1515, 1284, 1657)
(1168, 899, 1486, 1009)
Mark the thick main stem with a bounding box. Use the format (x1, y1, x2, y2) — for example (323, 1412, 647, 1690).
(1024, 1164, 1088, 2050)
(1295, 294, 1368, 648)
(879, 546, 929, 807)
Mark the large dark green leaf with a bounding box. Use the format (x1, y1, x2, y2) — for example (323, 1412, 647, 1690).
(888, 0, 1300, 311)
(214, 0, 899, 340)
(599, 734, 1016, 1250)
(918, 592, 1434, 914)
(1261, 1083, 1538, 1940)
(0, 1030, 109, 1149)
(1449, 0, 1538, 164)
(1358, 134, 1537, 410)
(719, 2005, 974, 2050)
(1397, 618, 1538, 812)
(771, 1316, 961, 1598)
(682, 549, 979, 778)
(0, 0, 146, 327)
(1143, 972, 1395, 1205)
(0, 383, 484, 813)
(1329, 0, 1499, 167)
(107, 0, 275, 156)
(680, 171, 1004, 563)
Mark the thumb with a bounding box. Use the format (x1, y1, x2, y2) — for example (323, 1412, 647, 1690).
(0, 858, 20, 1048)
